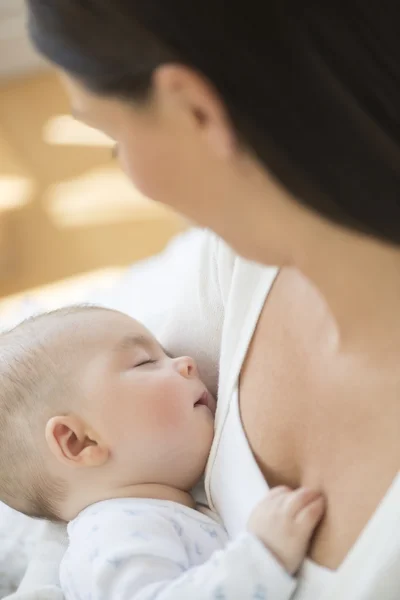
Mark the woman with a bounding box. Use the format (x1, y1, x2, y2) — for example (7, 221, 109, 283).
(21, 2, 400, 598)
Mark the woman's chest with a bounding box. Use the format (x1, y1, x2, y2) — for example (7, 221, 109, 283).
(239, 269, 400, 567)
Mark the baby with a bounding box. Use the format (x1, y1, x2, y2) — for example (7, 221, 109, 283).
(0, 305, 325, 600)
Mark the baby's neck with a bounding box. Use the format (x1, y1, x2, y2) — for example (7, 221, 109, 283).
(64, 483, 196, 521)
(111, 483, 196, 509)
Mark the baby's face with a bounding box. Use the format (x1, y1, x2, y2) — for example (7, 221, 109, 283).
(78, 310, 216, 490)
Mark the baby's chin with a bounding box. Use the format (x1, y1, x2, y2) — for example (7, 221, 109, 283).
(193, 437, 214, 483)
(172, 444, 212, 493)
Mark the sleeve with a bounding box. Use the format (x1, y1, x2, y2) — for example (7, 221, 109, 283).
(61, 512, 296, 600)
(91, 228, 234, 396)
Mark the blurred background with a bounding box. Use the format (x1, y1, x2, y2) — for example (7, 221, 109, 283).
(0, 0, 187, 301)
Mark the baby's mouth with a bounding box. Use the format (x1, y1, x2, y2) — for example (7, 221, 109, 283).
(194, 390, 214, 414)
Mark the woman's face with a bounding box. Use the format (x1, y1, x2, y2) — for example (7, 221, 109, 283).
(63, 68, 327, 265)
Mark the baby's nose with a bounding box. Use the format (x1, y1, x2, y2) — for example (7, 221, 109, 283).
(174, 356, 198, 378)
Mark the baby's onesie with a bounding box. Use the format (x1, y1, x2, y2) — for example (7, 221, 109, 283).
(61, 498, 296, 600)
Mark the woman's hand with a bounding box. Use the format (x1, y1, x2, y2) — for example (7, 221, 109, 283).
(248, 486, 325, 575)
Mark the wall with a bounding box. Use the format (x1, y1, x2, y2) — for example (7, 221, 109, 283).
(0, 71, 187, 297)
(0, 0, 47, 78)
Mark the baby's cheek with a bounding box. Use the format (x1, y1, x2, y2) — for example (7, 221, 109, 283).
(150, 397, 188, 433)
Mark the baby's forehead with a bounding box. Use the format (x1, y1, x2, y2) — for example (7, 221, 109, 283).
(37, 308, 147, 350)
(65, 309, 153, 347)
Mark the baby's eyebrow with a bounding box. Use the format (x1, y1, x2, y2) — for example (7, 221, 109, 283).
(114, 334, 172, 358)
(114, 334, 148, 353)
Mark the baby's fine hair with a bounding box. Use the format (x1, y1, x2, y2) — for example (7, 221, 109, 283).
(0, 305, 107, 521)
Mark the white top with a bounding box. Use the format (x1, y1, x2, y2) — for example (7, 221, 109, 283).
(199, 233, 400, 600)
(202, 238, 335, 598)
(6, 229, 400, 600)
(61, 498, 296, 600)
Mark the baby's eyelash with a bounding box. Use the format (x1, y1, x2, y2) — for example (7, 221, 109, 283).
(135, 359, 157, 368)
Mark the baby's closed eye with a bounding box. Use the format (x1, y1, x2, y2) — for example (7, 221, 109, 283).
(134, 359, 158, 368)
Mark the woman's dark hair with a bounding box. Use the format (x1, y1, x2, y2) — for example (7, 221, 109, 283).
(27, 1, 400, 243)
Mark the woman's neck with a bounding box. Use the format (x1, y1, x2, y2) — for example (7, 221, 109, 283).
(298, 225, 400, 357)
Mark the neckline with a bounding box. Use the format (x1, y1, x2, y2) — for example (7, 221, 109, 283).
(231, 383, 335, 577)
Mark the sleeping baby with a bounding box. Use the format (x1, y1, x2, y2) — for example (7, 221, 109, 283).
(0, 306, 325, 600)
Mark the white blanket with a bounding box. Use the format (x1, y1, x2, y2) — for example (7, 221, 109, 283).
(0, 505, 45, 597)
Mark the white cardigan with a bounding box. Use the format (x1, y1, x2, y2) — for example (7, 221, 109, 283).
(6, 229, 400, 600)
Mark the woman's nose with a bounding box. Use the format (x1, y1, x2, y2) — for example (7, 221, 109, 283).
(174, 356, 198, 378)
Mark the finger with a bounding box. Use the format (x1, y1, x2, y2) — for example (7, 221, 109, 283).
(268, 485, 292, 497)
(295, 496, 325, 529)
(285, 488, 323, 517)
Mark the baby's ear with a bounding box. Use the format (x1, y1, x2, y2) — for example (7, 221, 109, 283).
(45, 416, 109, 468)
